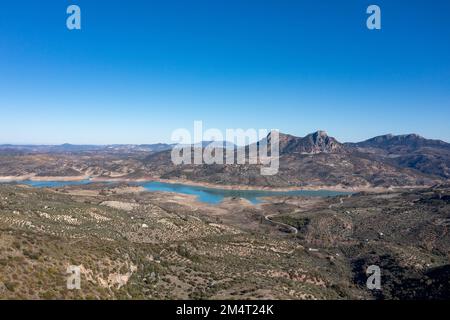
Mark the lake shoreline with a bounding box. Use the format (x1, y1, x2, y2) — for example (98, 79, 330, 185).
(0, 175, 429, 193)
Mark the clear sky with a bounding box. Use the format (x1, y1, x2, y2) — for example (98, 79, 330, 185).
(0, 0, 449, 144)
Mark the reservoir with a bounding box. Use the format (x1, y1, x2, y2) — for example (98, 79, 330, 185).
(2, 180, 351, 205)
(141, 181, 351, 204)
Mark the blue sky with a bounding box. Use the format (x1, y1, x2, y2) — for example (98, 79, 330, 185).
(0, 0, 449, 144)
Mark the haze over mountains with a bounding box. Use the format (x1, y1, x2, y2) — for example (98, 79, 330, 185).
(1, 131, 449, 189)
(0, 143, 174, 154)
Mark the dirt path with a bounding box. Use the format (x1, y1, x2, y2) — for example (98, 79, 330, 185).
(264, 214, 298, 235)
(265, 194, 351, 235)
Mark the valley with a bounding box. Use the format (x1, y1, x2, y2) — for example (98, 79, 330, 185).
(0, 181, 448, 299)
(1, 131, 448, 189)
(0, 130, 449, 300)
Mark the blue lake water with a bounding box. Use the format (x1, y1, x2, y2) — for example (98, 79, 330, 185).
(12, 179, 93, 188)
(141, 181, 351, 204)
(2, 180, 351, 205)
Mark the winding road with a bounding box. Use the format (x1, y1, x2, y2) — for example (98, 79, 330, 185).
(264, 214, 298, 235)
(265, 195, 351, 235)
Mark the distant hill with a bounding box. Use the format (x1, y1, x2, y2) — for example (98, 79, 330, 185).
(346, 134, 450, 179)
(347, 133, 450, 152)
(0, 143, 173, 154)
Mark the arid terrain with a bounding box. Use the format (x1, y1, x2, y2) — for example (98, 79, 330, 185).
(0, 131, 449, 300)
(1, 131, 448, 188)
(0, 181, 449, 300)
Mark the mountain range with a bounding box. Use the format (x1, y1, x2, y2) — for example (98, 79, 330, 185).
(346, 134, 450, 179)
(143, 131, 449, 188)
(1, 131, 449, 189)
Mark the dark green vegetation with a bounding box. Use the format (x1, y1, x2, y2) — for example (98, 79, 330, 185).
(272, 216, 310, 232)
(1, 183, 449, 299)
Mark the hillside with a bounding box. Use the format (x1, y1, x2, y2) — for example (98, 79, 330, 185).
(143, 131, 441, 188)
(1, 131, 448, 189)
(347, 134, 450, 179)
(1, 182, 448, 299)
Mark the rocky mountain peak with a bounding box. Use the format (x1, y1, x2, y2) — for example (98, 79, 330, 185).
(314, 130, 328, 137)
(265, 130, 344, 154)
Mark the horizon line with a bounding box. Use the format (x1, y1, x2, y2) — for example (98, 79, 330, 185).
(1, 131, 449, 146)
